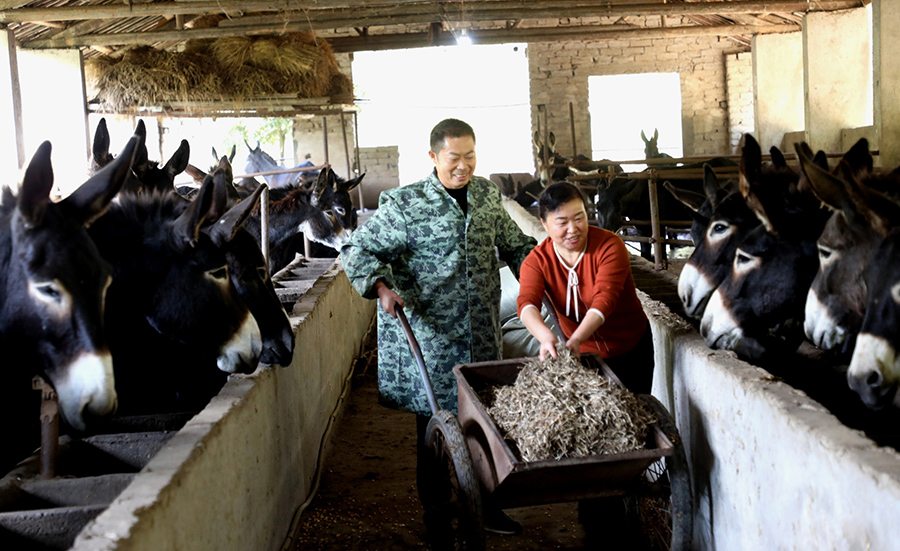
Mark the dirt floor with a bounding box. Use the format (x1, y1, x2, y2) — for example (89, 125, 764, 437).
(288, 334, 626, 551)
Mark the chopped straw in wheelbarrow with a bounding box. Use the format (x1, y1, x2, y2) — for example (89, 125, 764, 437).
(485, 347, 656, 462)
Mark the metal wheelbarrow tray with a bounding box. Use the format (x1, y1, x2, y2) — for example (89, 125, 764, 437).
(453, 356, 675, 510)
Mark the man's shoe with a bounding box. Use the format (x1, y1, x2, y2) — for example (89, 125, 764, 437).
(484, 508, 522, 536)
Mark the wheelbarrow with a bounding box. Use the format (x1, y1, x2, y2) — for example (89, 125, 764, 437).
(395, 302, 692, 550)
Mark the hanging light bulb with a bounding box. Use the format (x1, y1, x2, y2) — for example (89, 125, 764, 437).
(457, 28, 472, 46)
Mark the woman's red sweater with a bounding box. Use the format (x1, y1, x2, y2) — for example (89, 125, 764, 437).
(516, 226, 648, 358)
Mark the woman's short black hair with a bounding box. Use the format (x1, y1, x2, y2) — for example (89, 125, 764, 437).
(430, 119, 476, 153)
(538, 182, 588, 220)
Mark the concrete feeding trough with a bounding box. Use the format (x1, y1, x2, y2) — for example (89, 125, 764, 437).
(0, 258, 370, 551)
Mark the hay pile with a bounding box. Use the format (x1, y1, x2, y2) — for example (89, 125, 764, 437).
(85, 33, 352, 111)
(486, 347, 656, 462)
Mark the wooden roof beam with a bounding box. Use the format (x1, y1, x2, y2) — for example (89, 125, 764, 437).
(0, 1, 869, 24)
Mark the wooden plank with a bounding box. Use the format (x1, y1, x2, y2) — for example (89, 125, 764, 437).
(24, 21, 800, 49)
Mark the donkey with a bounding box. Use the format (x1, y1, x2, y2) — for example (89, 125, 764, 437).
(845, 188, 900, 408)
(201, 163, 295, 367)
(244, 167, 364, 273)
(596, 155, 738, 261)
(699, 134, 830, 362)
(92, 118, 190, 195)
(796, 139, 895, 355)
(88, 176, 262, 414)
(1, 136, 137, 471)
(641, 128, 673, 162)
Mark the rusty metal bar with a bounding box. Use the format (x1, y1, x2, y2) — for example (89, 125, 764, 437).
(32, 376, 58, 480)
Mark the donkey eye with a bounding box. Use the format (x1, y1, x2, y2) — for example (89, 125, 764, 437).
(36, 283, 63, 302)
(818, 246, 833, 260)
(733, 249, 760, 272)
(712, 222, 728, 234)
(334, 206, 346, 216)
(324, 210, 334, 218)
(208, 266, 228, 280)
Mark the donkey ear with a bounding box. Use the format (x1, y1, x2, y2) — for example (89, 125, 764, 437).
(228, 144, 236, 163)
(653, 128, 659, 141)
(18, 141, 54, 228)
(640, 129, 648, 144)
(743, 187, 777, 234)
(842, 137, 873, 178)
(702, 164, 720, 207)
(548, 132, 556, 149)
(769, 146, 787, 168)
(796, 144, 853, 213)
(340, 172, 365, 193)
(205, 183, 266, 245)
(843, 170, 900, 236)
(63, 132, 140, 226)
(174, 175, 215, 246)
(532, 130, 540, 149)
(163, 140, 190, 179)
(92, 118, 111, 169)
(739, 134, 762, 200)
(184, 164, 207, 185)
(664, 180, 706, 213)
(312, 167, 329, 206)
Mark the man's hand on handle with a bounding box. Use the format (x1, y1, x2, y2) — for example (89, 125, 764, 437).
(375, 279, 405, 318)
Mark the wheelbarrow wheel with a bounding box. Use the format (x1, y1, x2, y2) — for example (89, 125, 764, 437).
(624, 394, 693, 551)
(421, 409, 485, 551)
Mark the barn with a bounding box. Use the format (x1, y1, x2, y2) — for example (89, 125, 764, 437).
(1, 1, 898, 550)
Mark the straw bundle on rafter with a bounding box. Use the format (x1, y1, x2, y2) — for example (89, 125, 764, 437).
(486, 347, 656, 462)
(85, 32, 352, 112)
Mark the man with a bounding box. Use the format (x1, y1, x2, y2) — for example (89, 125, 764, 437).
(341, 118, 536, 537)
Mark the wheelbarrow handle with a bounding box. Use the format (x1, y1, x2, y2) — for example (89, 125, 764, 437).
(395, 306, 440, 416)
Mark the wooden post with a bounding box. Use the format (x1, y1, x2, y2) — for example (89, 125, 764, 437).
(568, 101, 577, 157)
(353, 111, 363, 210)
(340, 110, 351, 180)
(322, 115, 329, 164)
(538, 104, 549, 178)
(648, 173, 664, 271)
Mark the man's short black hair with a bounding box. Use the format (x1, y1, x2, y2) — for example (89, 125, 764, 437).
(538, 182, 588, 221)
(430, 119, 476, 153)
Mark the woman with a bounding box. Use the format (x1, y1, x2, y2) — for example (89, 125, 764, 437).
(516, 181, 653, 393)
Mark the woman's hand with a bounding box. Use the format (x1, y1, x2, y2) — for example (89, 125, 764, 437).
(375, 279, 405, 318)
(538, 337, 559, 361)
(565, 336, 583, 360)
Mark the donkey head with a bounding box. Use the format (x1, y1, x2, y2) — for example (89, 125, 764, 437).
(797, 139, 883, 354)
(203, 166, 294, 367)
(700, 134, 826, 361)
(832, 166, 900, 408)
(641, 128, 661, 159)
(3, 132, 138, 430)
(307, 167, 362, 248)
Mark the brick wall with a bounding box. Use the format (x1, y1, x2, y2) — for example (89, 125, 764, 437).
(527, 19, 750, 162)
(725, 51, 755, 153)
(357, 146, 400, 209)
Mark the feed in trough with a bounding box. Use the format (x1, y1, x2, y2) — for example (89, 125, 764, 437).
(486, 347, 656, 462)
